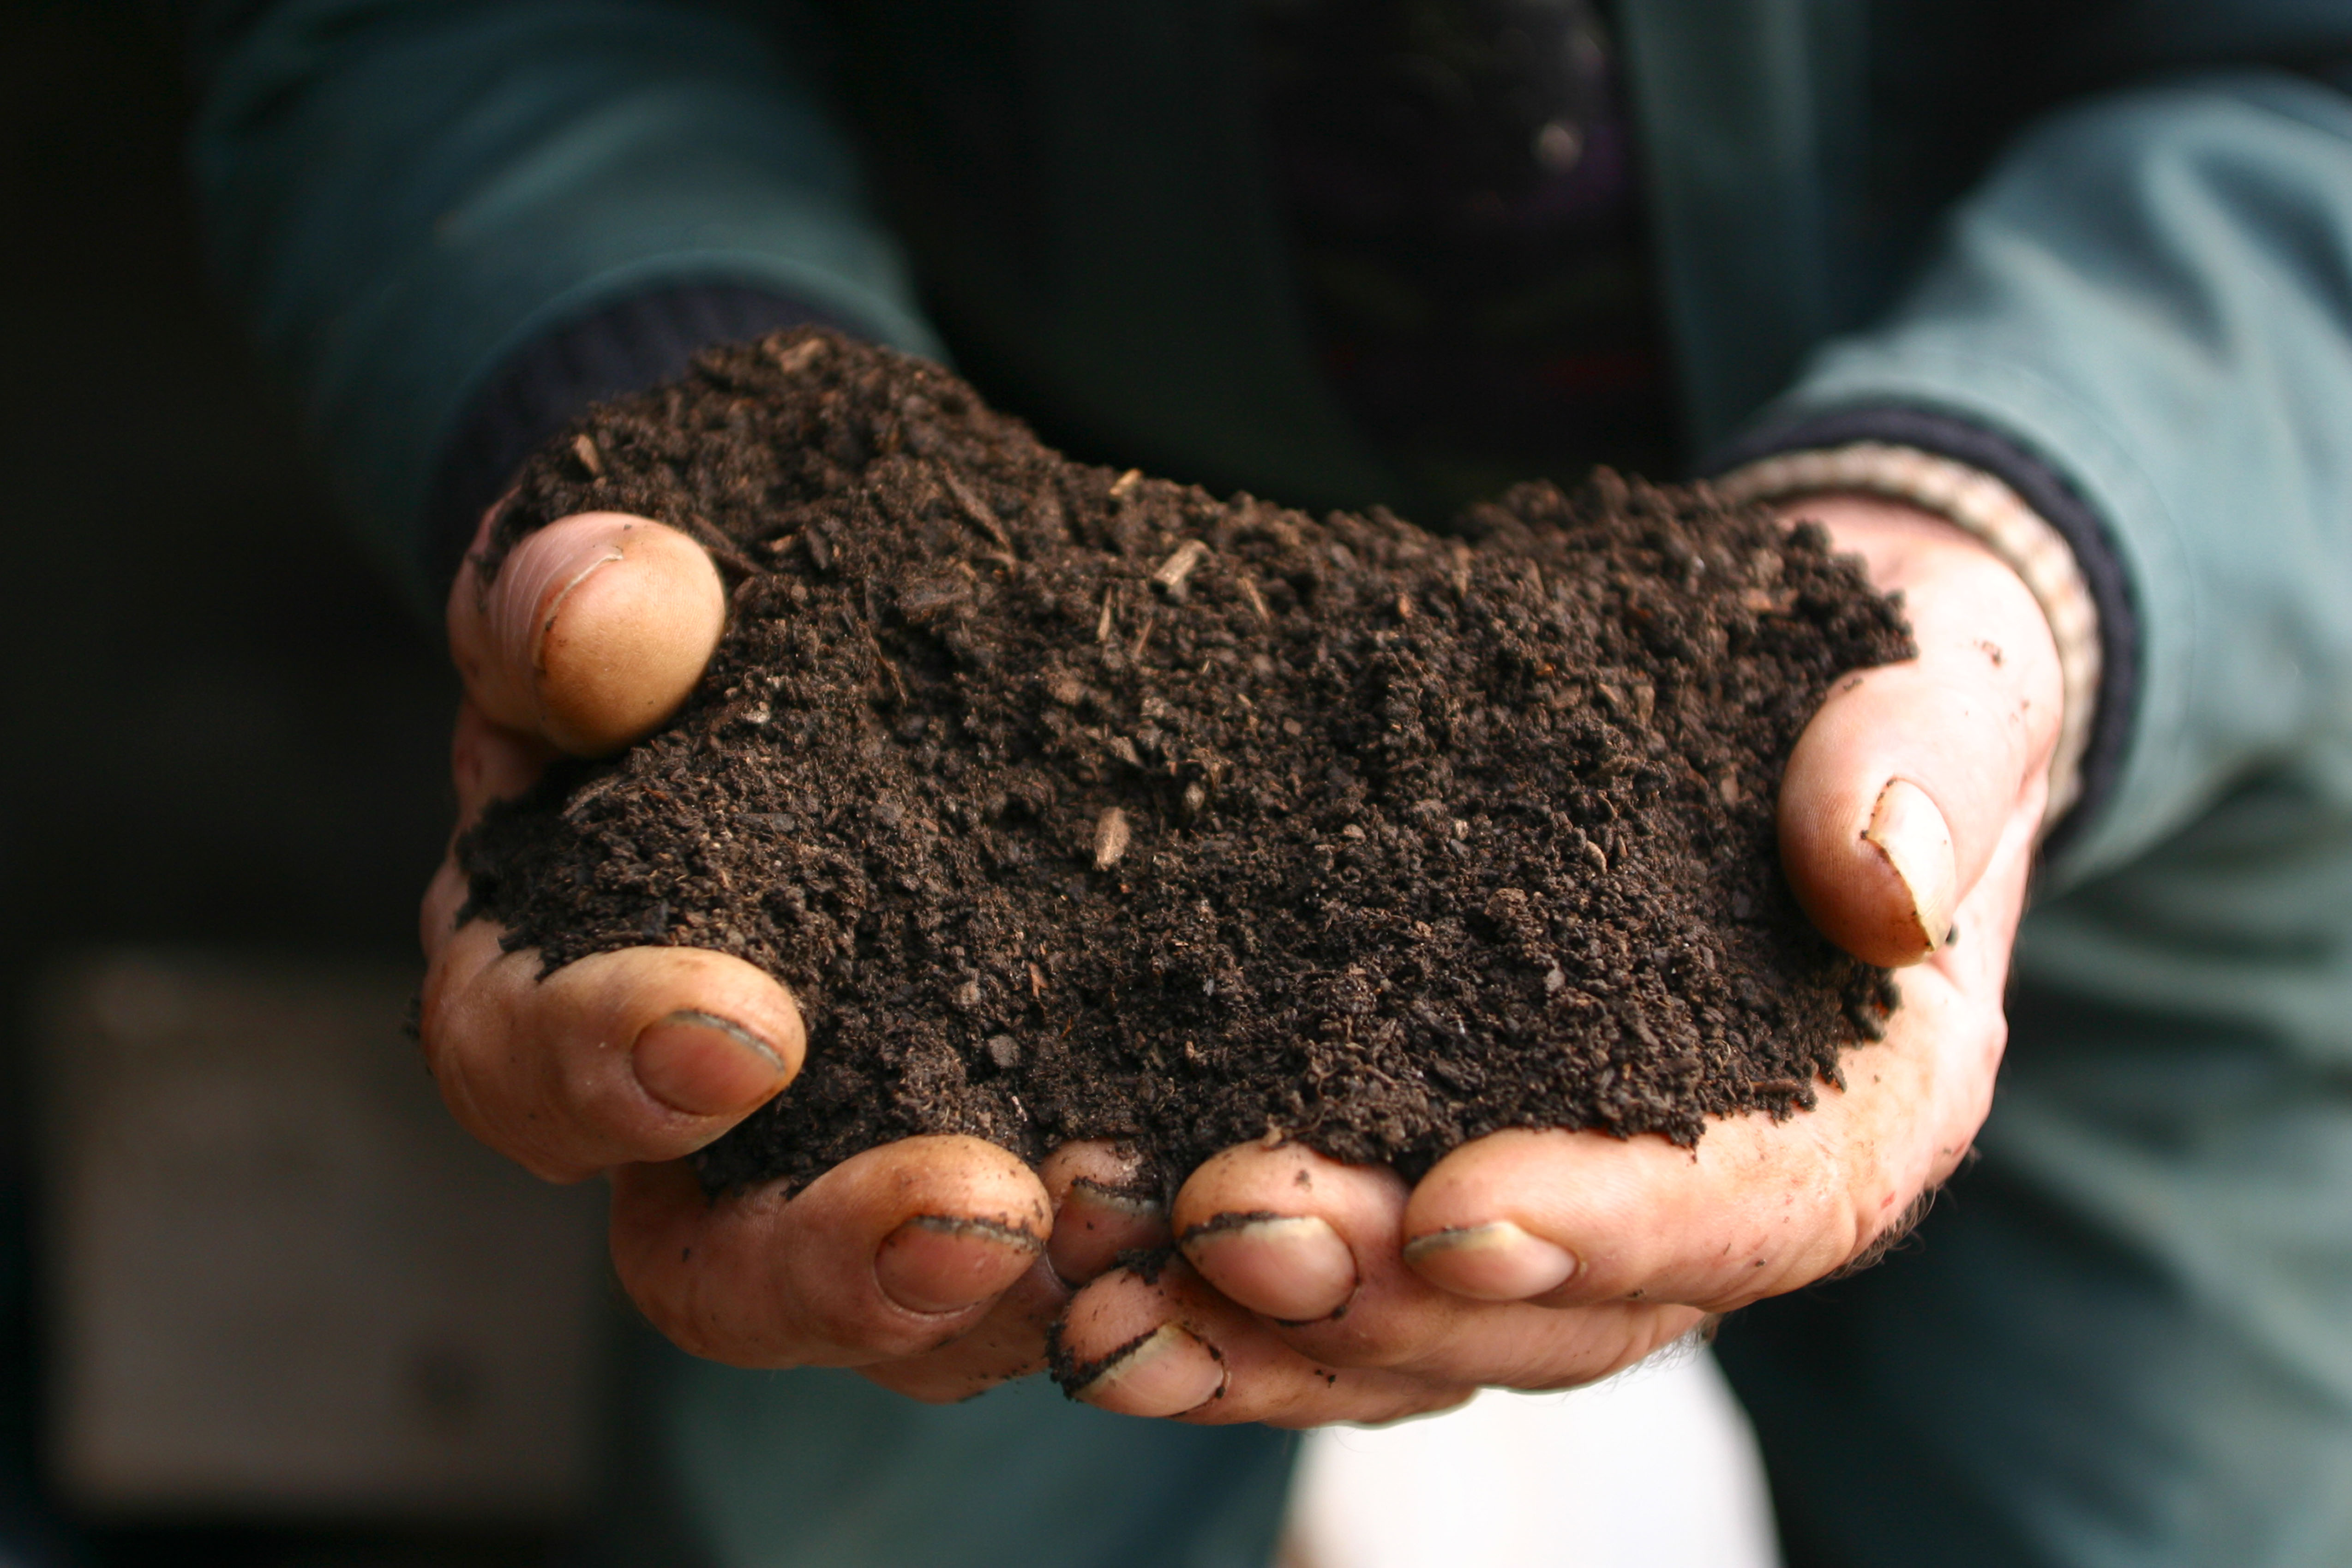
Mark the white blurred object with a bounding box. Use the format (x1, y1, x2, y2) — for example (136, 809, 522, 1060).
(35, 951, 606, 1519)
(1280, 1344, 1781, 1568)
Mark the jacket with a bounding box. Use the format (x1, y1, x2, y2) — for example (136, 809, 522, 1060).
(189, 0, 2352, 1066)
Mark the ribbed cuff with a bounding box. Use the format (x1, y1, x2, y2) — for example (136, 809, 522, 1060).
(1704, 407, 2140, 859)
(424, 285, 851, 594)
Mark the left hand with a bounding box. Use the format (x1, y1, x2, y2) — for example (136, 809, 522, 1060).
(422, 510, 1171, 1400)
(1053, 494, 2063, 1426)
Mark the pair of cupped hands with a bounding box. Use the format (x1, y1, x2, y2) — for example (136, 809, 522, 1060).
(423, 489, 2058, 1425)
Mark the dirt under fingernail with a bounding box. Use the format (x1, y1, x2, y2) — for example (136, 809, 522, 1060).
(457, 329, 1913, 1197)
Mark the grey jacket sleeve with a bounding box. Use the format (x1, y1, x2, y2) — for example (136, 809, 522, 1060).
(1749, 73, 2352, 892)
(189, 0, 941, 606)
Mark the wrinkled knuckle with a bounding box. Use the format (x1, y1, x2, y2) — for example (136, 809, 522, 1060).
(1273, 1312, 1422, 1370)
(1498, 1349, 1620, 1392)
(622, 1267, 793, 1369)
(808, 1296, 968, 1360)
(1272, 1376, 1466, 1429)
(565, 1084, 686, 1169)
(1514, 1311, 1688, 1389)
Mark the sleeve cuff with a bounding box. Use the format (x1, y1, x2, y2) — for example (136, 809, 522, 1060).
(423, 284, 855, 593)
(1704, 407, 2141, 859)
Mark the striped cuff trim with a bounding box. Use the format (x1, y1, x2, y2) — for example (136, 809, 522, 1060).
(1715, 443, 2100, 829)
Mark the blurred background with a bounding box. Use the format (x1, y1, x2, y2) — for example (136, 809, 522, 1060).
(1, 4, 603, 1563)
(0, 7, 1782, 1566)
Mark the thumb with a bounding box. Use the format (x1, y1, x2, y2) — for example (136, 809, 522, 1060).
(1775, 498, 2062, 968)
(448, 509, 726, 756)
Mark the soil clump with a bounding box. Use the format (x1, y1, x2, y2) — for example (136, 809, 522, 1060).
(458, 328, 1913, 1194)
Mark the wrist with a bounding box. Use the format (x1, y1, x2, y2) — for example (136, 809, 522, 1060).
(1717, 447, 2098, 832)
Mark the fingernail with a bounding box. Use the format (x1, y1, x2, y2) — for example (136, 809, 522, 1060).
(485, 518, 628, 682)
(495, 515, 727, 756)
(1071, 1324, 1226, 1416)
(1864, 779, 1958, 956)
(1049, 1180, 1168, 1286)
(632, 1009, 786, 1117)
(876, 1215, 1043, 1315)
(1067, 1177, 1163, 1218)
(1180, 1213, 1356, 1322)
(1402, 1222, 1578, 1300)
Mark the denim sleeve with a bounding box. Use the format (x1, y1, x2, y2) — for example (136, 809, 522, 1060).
(1745, 72, 2352, 892)
(188, 0, 942, 609)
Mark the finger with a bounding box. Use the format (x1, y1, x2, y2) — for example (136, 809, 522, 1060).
(1775, 498, 2061, 966)
(857, 1257, 1067, 1404)
(1172, 1138, 1367, 1322)
(1056, 1260, 1471, 1428)
(1038, 1141, 1170, 1286)
(450, 697, 559, 834)
(611, 1137, 1050, 1369)
(1172, 1140, 1701, 1388)
(1404, 1125, 1848, 1312)
(1402, 982, 1987, 1316)
(448, 509, 726, 756)
(419, 930, 804, 1181)
(425, 699, 563, 964)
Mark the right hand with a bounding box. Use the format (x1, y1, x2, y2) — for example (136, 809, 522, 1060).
(1050, 498, 2052, 1426)
(420, 508, 1166, 1399)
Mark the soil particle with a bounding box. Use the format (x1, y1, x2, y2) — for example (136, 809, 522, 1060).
(458, 329, 1913, 1196)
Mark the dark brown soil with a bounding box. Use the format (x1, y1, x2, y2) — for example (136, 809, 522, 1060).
(457, 328, 1912, 1195)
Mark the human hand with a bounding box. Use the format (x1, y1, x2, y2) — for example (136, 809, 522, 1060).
(1052, 495, 2061, 1424)
(419, 508, 1167, 1397)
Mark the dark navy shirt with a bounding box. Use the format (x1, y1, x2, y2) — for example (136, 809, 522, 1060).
(1252, 0, 1677, 508)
